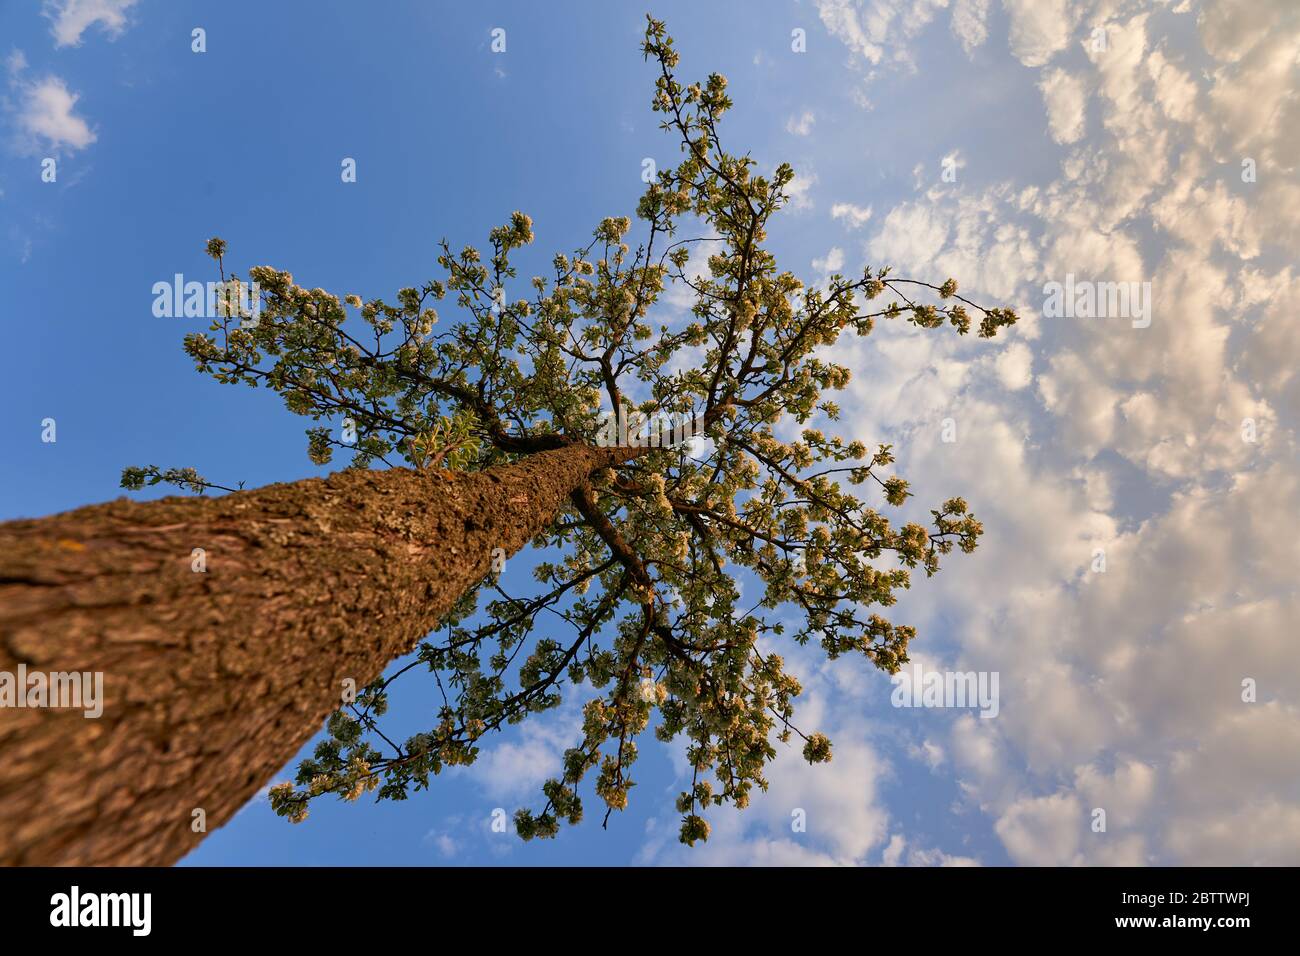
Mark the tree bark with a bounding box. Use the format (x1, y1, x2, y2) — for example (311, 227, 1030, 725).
(0, 442, 635, 866)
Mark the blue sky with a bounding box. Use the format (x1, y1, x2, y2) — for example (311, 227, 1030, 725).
(3, 0, 1297, 866)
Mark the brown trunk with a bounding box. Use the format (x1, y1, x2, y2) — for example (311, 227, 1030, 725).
(0, 442, 634, 866)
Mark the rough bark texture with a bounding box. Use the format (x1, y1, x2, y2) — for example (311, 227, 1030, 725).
(0, 443, 634, 866)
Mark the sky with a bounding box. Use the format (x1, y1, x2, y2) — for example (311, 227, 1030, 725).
(1, 0, 1296, 866)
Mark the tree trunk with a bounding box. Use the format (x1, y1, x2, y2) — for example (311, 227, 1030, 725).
(0, 442, 634, 866)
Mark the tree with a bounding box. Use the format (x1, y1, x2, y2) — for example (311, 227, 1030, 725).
(0, 18, 1015, 865)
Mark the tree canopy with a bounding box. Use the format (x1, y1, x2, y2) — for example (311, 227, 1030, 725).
(128, 17, 1017, 846)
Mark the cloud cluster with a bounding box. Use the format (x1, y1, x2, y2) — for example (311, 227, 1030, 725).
(4, 1, 138, 158)
(685, 0, 1300, 865)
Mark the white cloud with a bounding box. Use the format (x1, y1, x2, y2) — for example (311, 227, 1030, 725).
(1002, 0, 1074, 67)
(881, 832, 906, 864)
(43, 0, 138, 48)
(1038, 68, 1088, 144)
(812, 246, 846, 275)
(815, 0, 952, 83)
(995, 792, 1083, 865)
(5, 50, 28, 78)
(882, 832, 980, 865)
(423, 829, 460, 858)
(785, 170, 817, 212)
(994, 340, 1033, 390)
(1146, 48, 1199, 124)
(786, 110, 816, 136)
(637, 729, 893, 865)
(907, 845, 982, 866)
(908, 737, 947, 769)
(831, 201, 873, 228)
(461, 707, 579, 801)
(868, 202, 949, 272)
(950, 0, 991, 55)
(11, 74, 97, 153)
